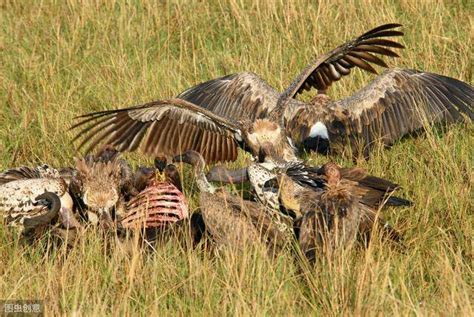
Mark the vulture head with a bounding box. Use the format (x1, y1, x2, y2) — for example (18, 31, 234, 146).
(74, 158, 122, 226)
(154, 156, 168, 173)
(172, 150, 206, 171)
(244, 119, 298, 163)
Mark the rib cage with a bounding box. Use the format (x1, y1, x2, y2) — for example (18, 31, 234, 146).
(121, 181, 189, 229)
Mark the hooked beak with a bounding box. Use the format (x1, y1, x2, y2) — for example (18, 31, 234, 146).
(99, 207, 114, 228)
(154, 157, 168, 173)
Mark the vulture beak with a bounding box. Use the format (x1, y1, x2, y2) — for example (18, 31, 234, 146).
(98, 207, 114, 228)
(154, 156, 168, 173)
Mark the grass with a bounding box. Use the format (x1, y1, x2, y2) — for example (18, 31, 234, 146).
(0, 0, 473, 315)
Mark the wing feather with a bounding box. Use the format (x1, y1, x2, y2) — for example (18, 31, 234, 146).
(281, 23, 404, 99)
(177, 72, 280, 121)
(71, 99, 241, 163)
(326, 69, 473, 155)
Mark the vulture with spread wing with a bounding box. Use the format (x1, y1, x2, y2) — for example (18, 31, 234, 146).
(72, 95, 302, 163)
(178, 23, 473, 157)
(72, 24, 473, 162)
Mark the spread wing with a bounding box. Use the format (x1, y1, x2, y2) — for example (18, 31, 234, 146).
(326, 69, 473, 155)
(71, 98, 243, 163)
(177, 72, 280, 121)
(281, 23, 404, 101)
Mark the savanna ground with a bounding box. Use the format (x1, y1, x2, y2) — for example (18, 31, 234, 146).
(0, 0, 473, 315)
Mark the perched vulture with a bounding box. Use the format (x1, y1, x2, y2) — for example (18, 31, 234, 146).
(173, 150, 289, 253)
(0, 165, 80, 233)
(72, 157, 124, 227)
(264, 162, 408, 263)
(71, 23, 473, 162)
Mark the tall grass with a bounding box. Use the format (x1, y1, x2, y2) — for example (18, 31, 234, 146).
(0, 0, 472, 315)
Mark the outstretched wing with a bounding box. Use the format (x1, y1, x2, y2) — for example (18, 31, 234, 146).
(71, 98, 243, 163)
(326, 69, 473, 155)
(177, 72, 280, 121)
(281, 23, 404, 101)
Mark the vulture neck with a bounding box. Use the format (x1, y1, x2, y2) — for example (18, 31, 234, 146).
(193, 163, 216, 194)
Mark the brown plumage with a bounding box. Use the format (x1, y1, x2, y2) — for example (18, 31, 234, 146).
(71, 23, 472, 162)
(281, 161, 412, 209)
(73, 157, 123, 226)
(71, 96, 298, 163)
(0, 164, 76, 186)
(71, 99, 242, 163)
(178, 23, 472, 158)
(154, 156, 168, 173)
(173, 150, 288, 253)
(163, 164, 182, 192)
(266, 162, 406, 263)
(131, 167, 157, 194)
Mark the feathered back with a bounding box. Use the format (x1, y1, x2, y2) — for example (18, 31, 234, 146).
(0, 165, 62, 185)
(75, 158, 121, 187)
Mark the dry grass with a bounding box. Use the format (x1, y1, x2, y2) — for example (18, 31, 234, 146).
(0, 0, 473, 315)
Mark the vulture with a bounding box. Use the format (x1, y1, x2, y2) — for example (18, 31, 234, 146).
(70, 145, 146, 227)
(0, 165, 81, 233)
(72, 157, 125, 227)
(71, 97, 296, 163)
(173, 150, 289, 253)
(205, 142, 411, 235)
(178, 24, 473, 157)
(71, 23, 473, 162)
(264, 162, 409, 263)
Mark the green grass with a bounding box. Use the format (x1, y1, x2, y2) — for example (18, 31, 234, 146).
(0, 0, 473, 315)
